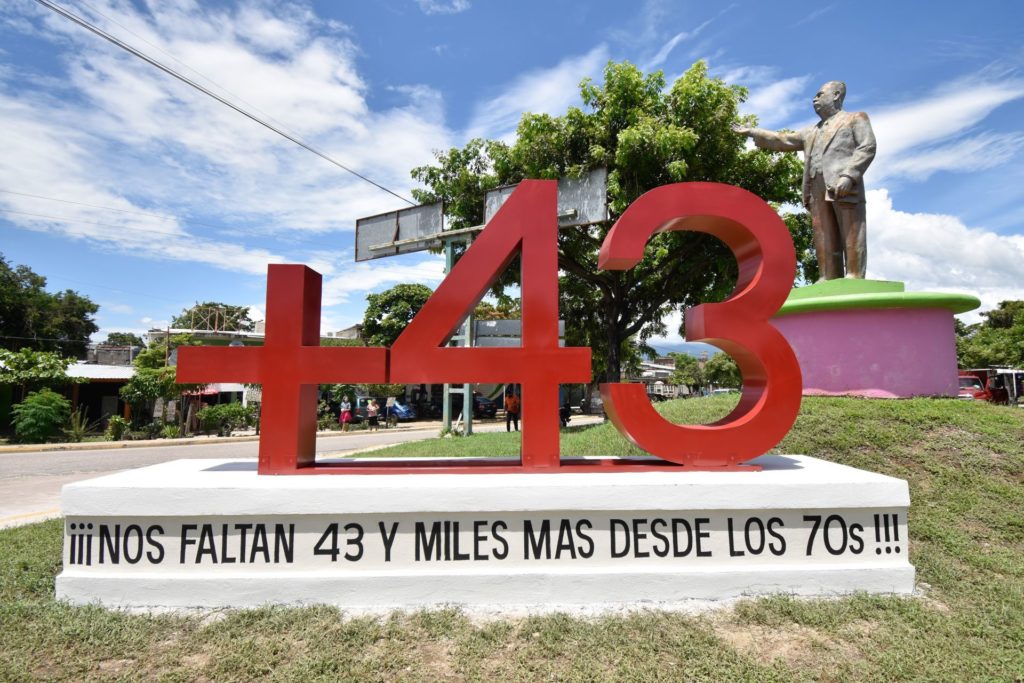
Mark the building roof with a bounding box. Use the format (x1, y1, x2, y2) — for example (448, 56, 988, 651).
(67, 363, 135, 380)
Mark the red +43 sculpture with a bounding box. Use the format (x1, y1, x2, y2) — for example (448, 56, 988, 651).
(177, 180, 801, 475)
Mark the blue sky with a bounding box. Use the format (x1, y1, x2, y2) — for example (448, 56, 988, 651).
(1, 0, 1022, 350)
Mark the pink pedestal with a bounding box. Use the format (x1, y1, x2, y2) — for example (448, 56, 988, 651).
(772, 307, 959, 398)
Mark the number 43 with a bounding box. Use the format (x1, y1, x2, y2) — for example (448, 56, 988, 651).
(390, 180, 801, 471)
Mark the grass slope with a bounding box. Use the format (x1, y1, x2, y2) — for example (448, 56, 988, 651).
(1, 397, 1022, 681)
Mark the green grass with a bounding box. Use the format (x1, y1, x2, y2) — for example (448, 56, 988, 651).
(2, 397, 1022, 681)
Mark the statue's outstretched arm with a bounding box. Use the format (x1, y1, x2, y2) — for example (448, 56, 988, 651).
(745, 127, 805, 153)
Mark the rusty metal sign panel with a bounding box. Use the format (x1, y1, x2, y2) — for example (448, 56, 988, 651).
(484, 167, 607, 227)
(355, 202, 443, 262)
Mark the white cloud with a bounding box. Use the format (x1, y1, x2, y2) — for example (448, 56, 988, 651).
(0, 0, 454, 274)
(0, 89, 287, 275)
(322, 255, 446, 306)
(414, 0, 470, 15)
(869, 75, 1024, 182)
(866, 188, 1024, 322)
(646, 31, 689, 69)
(742, 75, 810, 127)
(717, 64, 810, 128)
(792, 4, 837, 28)
(465, 45, 609, 141)
(643, 13, 718, 70)
(879, 132, 1024, 181)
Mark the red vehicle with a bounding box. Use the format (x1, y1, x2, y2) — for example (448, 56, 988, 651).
(958, 369, 1024, 404)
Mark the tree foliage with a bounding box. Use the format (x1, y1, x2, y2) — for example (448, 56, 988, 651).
(410, 60, 805, 382)
(134, 334, 198, 370)
(784, 211, 819, 285)
(119, 367, 178, 411)
(0, 252, 98, 358)
(171, 302, 254, 332)
(704, 352, 742, 388)
(0, 347, 82, 400)
(668, 352, 707, 392)
(957, 301, 1024, 368)
(361, 284, 434, 347)
(12, 388, 71, 443)
(102, 332, 144, 346)
(359, 383, 408, 398)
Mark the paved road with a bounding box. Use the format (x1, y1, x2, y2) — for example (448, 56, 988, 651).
(0, 416, 604, 528)
(0, 429, 430, 528)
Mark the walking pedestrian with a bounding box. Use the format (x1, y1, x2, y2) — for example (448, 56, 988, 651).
(367, 398, 380, 431)
(504, 391, 520, 432)
(339, 396, 352, 432)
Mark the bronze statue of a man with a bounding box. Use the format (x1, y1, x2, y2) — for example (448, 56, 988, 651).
(734, 81, 876, 280)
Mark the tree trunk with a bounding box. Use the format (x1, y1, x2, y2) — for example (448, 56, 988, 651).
(604, 322, 622, 384)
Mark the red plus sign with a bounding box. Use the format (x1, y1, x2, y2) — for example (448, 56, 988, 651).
(177, 265, 387, 474)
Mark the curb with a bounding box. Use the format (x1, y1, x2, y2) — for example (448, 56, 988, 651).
(0, 423, 445, 454)
(0, 416, 606, 455)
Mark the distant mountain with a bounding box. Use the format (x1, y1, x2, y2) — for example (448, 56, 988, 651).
(648, 341, 721, 358)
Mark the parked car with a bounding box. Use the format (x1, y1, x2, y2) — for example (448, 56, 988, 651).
(428, 392, 498, 419)
(453, 392, 498, 419)
(351, 397, 401, 426)
(388, 399, 417, 422)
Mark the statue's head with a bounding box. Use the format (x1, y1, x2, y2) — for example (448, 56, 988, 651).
(813, 81, 846, 119)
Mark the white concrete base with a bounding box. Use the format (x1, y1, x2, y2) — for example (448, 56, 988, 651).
(57, 455, 914, 610)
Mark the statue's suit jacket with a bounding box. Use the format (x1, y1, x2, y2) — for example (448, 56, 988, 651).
(750, 110, 876, 208)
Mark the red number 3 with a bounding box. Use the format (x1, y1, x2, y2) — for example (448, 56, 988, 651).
(598, 182, 802, 470)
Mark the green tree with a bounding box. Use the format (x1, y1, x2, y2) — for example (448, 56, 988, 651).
(134, 333, 199, 369)
(0, 347, 82, 400)
(119, 367, 177, 425)
(668, 352, 707, 393)
(784, 212, 819, 285)
(362, 284, 434, 347)
(358, 383, 408, 398)
(704, 352, 742, 388)
(410, 60, 804, 382)
(102, 332, 144, 346)
(171, 302, 254, 332)
(12, 388, 71, 443)
(957, 301, 1024, 368)
(0, 253, 98, 357)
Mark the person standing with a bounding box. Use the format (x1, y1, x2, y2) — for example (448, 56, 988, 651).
(504, 391, 520, 432)
(367, 398, 380, 432)
(733, 81, 876, 280)
(339, 396, 352, 432)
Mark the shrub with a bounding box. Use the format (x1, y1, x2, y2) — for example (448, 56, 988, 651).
(104, 415, 130, 441)
(161, 424, 181, 439)
(196, 403, 254, 436)
(65, 407, 101, 442)
(12, 389, 71, 443)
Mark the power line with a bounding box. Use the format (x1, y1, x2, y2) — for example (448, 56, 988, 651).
(33, 0, 416, 207)
(45, 274, 183, 304)
(0, 334, 91, 345)
(73, 0, 302, 142)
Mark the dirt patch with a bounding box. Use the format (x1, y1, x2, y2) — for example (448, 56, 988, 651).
(710, 616, 860, 671)
(395, 638, 457, 680)
(181, 652, 213, 669)
(96, 658, 135, 674)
